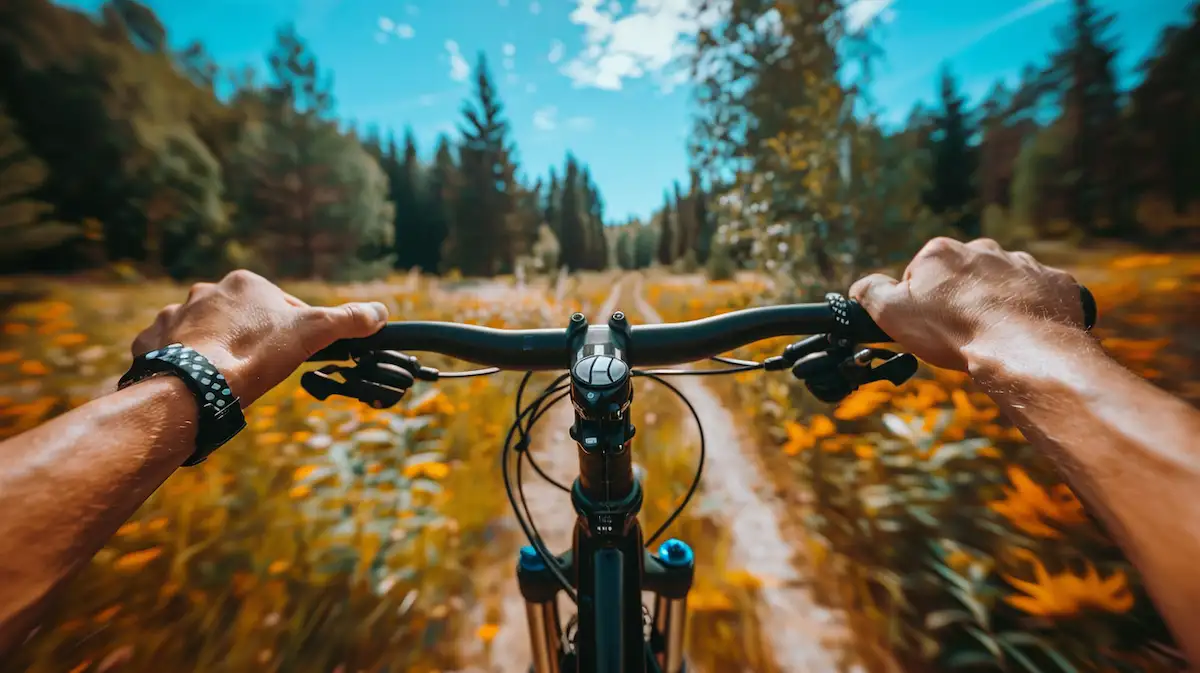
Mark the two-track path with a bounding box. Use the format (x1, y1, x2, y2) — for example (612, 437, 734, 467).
(629, 274, 847, 673)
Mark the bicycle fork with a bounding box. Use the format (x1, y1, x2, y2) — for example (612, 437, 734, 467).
(517, 539, 696, 673)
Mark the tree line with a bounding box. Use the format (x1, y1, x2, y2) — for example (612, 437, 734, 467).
(679, 0, 1200, 290)
(2, 0, 1196, 284)
(0, 0, 620, 280)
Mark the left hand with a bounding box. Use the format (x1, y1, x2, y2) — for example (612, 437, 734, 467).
(131, 270, 388, 406)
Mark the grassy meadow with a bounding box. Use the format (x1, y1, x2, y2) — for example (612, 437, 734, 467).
(1, 250, 1197, 672)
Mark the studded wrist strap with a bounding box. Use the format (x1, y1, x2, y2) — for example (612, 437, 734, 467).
(118, 343, 246, 466)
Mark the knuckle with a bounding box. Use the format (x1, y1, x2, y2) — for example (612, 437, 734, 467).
(223, 269, 258, 286)
(923, 236, 960, 256)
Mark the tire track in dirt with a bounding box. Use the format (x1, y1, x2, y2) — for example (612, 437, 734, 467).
(630, 274, 848, 673)
(460, 277, 626, 673)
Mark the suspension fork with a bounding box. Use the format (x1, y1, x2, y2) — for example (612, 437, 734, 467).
(517, 535, 696, 673)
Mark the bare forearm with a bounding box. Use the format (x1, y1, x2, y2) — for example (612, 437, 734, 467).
(967, 323, 1200, 660)
(0, 377, 196, 653)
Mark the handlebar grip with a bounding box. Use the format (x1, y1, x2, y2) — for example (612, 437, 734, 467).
(842, 284, 1098, 344)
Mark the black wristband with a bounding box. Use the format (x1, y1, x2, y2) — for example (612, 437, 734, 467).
(118, 343, 246, 466)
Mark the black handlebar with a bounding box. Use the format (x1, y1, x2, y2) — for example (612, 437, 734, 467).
(308, 287, 1097, 368)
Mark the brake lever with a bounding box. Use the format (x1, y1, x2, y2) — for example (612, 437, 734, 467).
(299, 351, 434, 409)
(766, 335, 919, 403)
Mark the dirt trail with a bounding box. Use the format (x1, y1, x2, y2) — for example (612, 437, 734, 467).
(461, 278, 626, 673)
(630, 275, 847, 673)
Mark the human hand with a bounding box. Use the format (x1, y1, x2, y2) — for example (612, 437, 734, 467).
(131, 270, 388, 406)
(849, 237, 1087, 372)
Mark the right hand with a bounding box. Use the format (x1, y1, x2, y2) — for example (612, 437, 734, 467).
(849, 237, 1088, 372)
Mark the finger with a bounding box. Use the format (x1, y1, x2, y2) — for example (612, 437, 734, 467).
(299, 302, 389, 354)
(187, 282, 215, 302)
(1011, 251, 1038, 267)
(966, 237, 1004, 253)
(282, 292, 309, 308)
(849, 273, 901, 319)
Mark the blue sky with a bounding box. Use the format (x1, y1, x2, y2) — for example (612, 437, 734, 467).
(58, 0, 1194, 221)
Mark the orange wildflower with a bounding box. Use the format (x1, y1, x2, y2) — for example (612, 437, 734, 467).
(53, 333, 88, 347)
(403, 462, 450, 480)
(0, 351, 19, 365)
(257, 431, 288, 446)
(988, 466, 1087, 538)
(780, 421, 813, 456)
(1003, 552, 1134, 617)
(477, 623, 500, 643)
(93, 605, 122, 623)
(2, 323, 29, 335)
(833, 386, 890, 420)
(113, 547, 164, 571)
(19, 360, 49, 376)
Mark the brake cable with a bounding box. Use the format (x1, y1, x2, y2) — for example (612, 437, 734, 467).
(630, 371, 706, 547)
(502, 374, 579, 602)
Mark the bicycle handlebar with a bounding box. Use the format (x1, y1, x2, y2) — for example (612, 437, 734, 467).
(308, 288, 1097, 368)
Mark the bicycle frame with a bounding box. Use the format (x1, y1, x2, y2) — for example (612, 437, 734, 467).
(516, 310, 693, 673)
(301, 286, 1095, 673)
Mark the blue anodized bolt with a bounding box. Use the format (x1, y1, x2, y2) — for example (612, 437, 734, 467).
(519, 545, 546, 571)
(657, 538, 694, 568)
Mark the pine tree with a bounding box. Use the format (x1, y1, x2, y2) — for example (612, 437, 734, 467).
(1130, 4, 1200, 221)
(1049, 0, 1128, 236)
(558, 154, 585, 270)
(656, 189, 673, 266)
(393, 128, 425, 270)
(544, 166, 561, 240)
(691, 169, 714, 263)
(925, 64, 980, 238)
(237, 25, 394, 279)
(444, 53, 516, 276)
(427, 134, 456, 274)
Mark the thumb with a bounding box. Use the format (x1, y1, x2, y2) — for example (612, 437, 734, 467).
(302, 301, 389, 347)
(849, 273, 901, 321)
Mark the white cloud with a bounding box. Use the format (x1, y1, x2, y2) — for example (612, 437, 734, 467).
(561, 0, 724, 91)
(547, 39, 565, 64)
(446, 40, 470, 81)
(395, 23, 415, 39)
(530, 1, 542, 14)
(533, 105, 558, 131)
(503, 43, 517, 57)
(844, 0, 896, 34)
(378, 16, 395, 32)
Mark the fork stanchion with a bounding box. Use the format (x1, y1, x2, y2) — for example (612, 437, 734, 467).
(518, 545, 564, 673)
